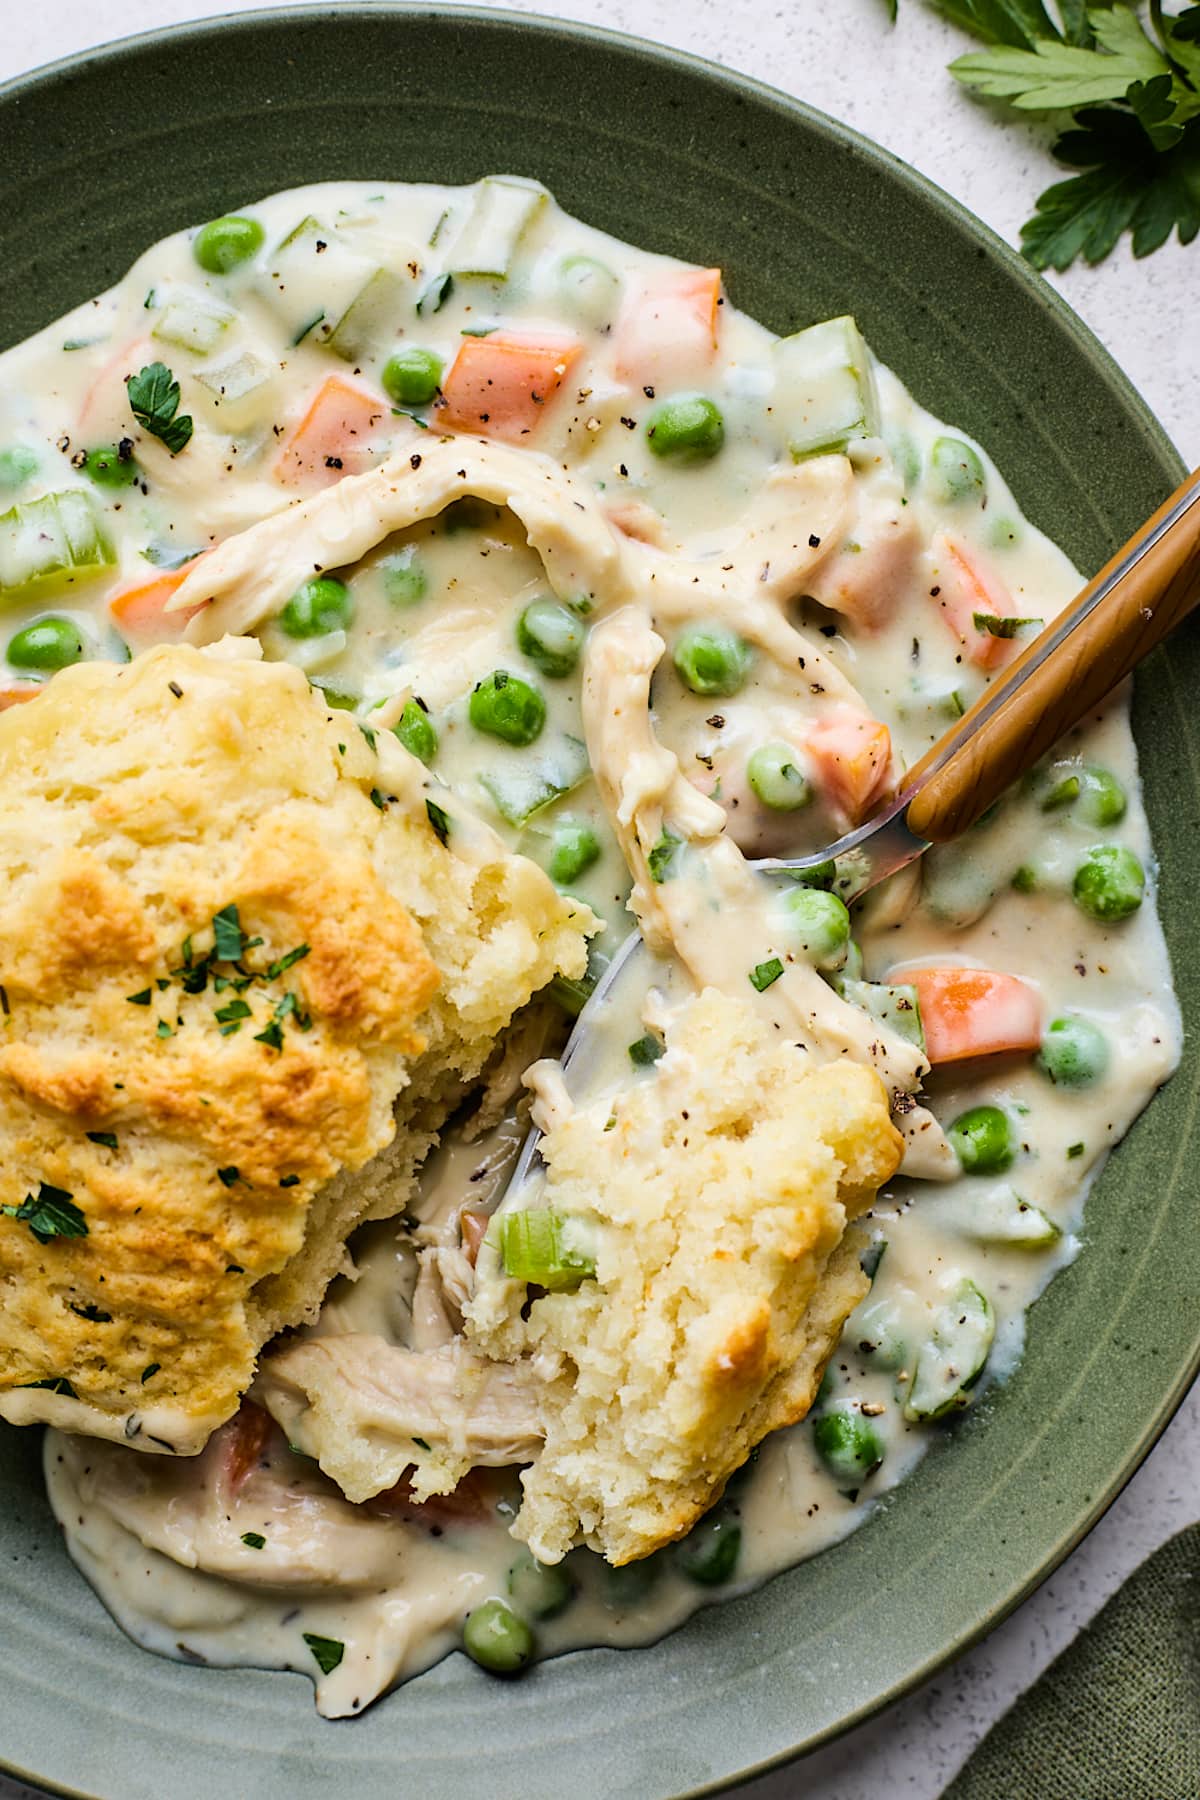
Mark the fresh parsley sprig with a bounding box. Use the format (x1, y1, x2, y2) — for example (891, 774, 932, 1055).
(886, 3, 1200, 266)
(126, 361, 194, 455)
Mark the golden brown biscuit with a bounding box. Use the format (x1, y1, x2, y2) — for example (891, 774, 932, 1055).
(466, 989, 903, 1565)
(0, 644, 592, 1453)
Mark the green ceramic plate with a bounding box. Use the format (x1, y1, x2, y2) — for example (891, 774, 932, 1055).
(0, 8, 1193, 1797)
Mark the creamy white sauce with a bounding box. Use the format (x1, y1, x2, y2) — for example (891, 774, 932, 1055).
(2, 176, 1176, 1715)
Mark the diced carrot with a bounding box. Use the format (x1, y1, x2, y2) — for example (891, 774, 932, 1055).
(907, 966, 1042, 1065)
(438, 332, 582, 442)
(219, 1401, 275, 1494)
(459, 1208, 490, 1266)
(805, 706, 893, 822)
(274, 375, 390, 488)
(0, 684, 41, 711)
(930, 533, 1025, 671)
(614, 266, 722, 386)
(109, 565, 208, 643)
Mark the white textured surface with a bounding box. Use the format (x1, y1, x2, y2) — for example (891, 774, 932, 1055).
(0, 3, 1197, 1797)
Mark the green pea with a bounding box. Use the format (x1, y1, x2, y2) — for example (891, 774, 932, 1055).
(517, 598, 584, 678)
(1072, 844, 1145, 922)
(603, 1552, 662, 1608)
(672, 624, 751, 697)
(813, 1406, 884, 1489)
(7, 616, 86, 672)
(507, 1551, 574, 1621)
(381, 544, 428, 607)
(645, 395, 725, 464)
(748, 741, 812, 811)
(279, 576, 353, 639)
(928, 436, 986, 504)
(1037, 1014, 1109, 1088)
(947, 1104, 1014, 1175)
(557, 254, 621, 328)
(193, 214, 265, 275)
(674, 1512, 741, 1587)
(462, 1598, 535, 1674)
(0, 446, 38, 492)
(469, 669, 546, 746)
(395, 698, 437, 764)
(780, 887, 850, 969)
(546, 820, 601, 886)
(382, 346, 443, 408)
(81, 443, 139, 489)
(790, 859, 837, 891)
(1077, 766, 1127, 827)
(311, 680, 359, 712)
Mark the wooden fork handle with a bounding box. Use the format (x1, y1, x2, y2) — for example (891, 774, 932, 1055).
(905, 467, 1200, 844)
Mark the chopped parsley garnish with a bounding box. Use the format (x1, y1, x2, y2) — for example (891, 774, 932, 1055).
(86, 1131, 119, 1150)
(216, 1166, 242, 1188)
(412, 1435, 431, 1451)
(750, 957, 785, 992)
(302, 1633, 345, 1675)
(241, 1531, 267, 1550)
(369, 787, 387, 811)
(126, 988, 153, 1006)
(359, 723, 378, 752)
(69, 1301, 112, 1322)
(20, 1376, 77, 1396)
(266, 945, 310, 980)
(156, 1019, 175, 1039)
(126, 360, 194, 455)
(628, 1034, 665, 1067)
(425, 798, 451, 845)
(647, 829, 682, 884)
(254, 1020, 285, 1051)
(2, 1183, 88, 1243)
(279, 1175, 300, 1189)
(1068, 1141, 1086, 1159)
(212, 903, 245, 962)
(215, 998, 252, 1029)
(141, 1363, 161, 1383)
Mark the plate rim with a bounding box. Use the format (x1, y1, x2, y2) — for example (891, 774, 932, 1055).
(0, 7, 1192, 1797)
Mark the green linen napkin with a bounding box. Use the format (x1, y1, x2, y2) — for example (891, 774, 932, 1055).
(944, 1522, 1200, 1800)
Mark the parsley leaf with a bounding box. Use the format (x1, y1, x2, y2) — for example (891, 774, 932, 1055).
(932, 0, 1063, 51)
(86, 1131, 119, 1150)
(20, 1376, 77, 1396)
(254, 1019, 285, 1051)
(425, 798, 451, 845)
(950, 18, 1166, 110)
(241, 1531, 266, 1549)
(217, 1166, 242, 1188)
(647, 829, 682, 884)
(266, 944, 310, 979)
(302, 1633, 345, 1675)
(1021, 108, 1200, 267)
(749, 957, 785, 992)
(141, 1362, 161, 1382)
(126, 361, 194, 455)
(212, 903, 245, 962)
(628, 1034, 665, 1067)
(69, 1301, 112, 1322)
(2, 1183, 88, 1243)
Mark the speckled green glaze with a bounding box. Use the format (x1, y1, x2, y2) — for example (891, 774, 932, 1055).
(0, 9, 1192, 1799)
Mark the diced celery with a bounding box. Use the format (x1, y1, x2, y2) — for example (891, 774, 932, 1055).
(941, 1185, 1061, 1250)
(845, 1291, 909, 1372)
(903, 1279, 994, 1421)
(0, 491, 114, 604)
(152, 289, 236, 355)
(500, 1208, 596, 1291)
(836, 976, 925, 1051)
(480, 734, 589, 826)
(448, 178, 547, 279)
(326, 266, 406, 362)
(772, 315, 880, 461)
(192, 351, 281, 433)
(259, 216, 399, 353)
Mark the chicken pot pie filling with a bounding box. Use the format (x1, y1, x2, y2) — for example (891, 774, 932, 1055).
(0, 178, 1177, 1713)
